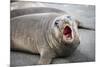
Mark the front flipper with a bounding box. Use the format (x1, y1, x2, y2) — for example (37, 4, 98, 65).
(38, 48, 56, 65)
(38, 56, 52, 64)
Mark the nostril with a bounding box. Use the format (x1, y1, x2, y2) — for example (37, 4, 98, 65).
(66, 16, 72, 20)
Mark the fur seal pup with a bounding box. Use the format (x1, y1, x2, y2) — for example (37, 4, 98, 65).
(11, 13, 80, 64)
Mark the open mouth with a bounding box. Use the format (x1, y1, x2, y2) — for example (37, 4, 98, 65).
(63, 25, 72, 39)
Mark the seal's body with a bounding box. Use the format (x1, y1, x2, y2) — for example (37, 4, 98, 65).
(11, 7, 66, 18)
(11, 13, 80, 64)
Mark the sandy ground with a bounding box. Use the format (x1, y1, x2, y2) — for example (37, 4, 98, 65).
(10, 1, 95, 66)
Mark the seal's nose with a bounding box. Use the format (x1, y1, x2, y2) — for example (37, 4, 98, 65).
(67, 16, 71, 18)
(65, 16, 72, 21)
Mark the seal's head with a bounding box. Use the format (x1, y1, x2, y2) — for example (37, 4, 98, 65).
(52, 15, 80, 45)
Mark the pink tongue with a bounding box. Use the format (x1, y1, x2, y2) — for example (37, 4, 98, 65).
(63, 26, 71, 37)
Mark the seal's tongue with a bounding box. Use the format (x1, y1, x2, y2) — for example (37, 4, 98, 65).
(63, 26, 72, 38)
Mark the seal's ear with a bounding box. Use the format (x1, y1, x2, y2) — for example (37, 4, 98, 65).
(75, 20, 80, 27)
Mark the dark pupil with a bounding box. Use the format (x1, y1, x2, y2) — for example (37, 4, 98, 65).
(55, 20, 59, 25)
(55, 22, 58, 25)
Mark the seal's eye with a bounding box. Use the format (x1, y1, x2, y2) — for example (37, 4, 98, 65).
(54, 20, 59, 26)
(55, 22, 58, 25)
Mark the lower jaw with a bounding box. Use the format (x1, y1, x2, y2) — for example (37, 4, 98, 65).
(66, 37, 72, 40)
(63, 35, 74, 42)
